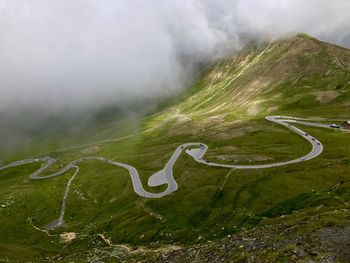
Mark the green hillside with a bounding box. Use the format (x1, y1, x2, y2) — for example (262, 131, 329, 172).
(1, 34, 350, 262)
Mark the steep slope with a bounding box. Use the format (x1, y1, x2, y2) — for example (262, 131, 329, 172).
(165, 33, 350, 122)
(1, 34, 350, 262)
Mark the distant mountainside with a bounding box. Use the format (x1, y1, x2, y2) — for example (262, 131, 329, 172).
(1, 34, 350, 262)
(169, 33, 350, 121)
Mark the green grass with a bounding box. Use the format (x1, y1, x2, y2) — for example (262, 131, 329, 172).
(2, 116, 350, 260)
(1, 35, 350, 261)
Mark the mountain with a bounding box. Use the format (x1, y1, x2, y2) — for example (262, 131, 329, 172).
(1, 34, 350, 262)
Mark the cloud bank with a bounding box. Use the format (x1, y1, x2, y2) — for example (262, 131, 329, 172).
(1, 0, 350, 113)
(0, 0, 350, 154)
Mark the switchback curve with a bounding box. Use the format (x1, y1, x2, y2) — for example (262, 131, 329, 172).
(0, 115, 346, 228)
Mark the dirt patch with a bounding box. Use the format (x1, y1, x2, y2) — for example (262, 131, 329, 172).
(206, 114, 226, 123)
(60, 232, 77, 243)
(168, 121, 200, 136)
(244, 78, 272, 97)
(246, 95, 280, 116)
(167, 112, 199, 136)
(247, 101, 261, 116)
(81, 146, 101, 155)
(97, 234, 181, 254)
(267, 106, 279, 113)
(316, 90, 340, 104)
(332, 180, 344, 190)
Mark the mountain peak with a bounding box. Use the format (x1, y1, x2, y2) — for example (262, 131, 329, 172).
(174, 35, 350, 122)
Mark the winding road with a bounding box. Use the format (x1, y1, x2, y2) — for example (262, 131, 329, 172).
(0, 115, 347, 228)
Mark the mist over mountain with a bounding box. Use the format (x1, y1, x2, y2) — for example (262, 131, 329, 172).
(1, 0, 350, 151)
(1, 33, 350, 262)
(2, 2, 350, 261)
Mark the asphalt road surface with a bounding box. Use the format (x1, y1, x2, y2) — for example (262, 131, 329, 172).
(0, 115, 347, 228)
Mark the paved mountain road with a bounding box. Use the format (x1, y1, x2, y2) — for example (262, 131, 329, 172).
(0, 115, 347, 228)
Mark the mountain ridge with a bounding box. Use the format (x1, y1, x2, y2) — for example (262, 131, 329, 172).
(1, 34, 350, 262)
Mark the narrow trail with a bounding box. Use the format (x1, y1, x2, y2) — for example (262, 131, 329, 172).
(0, 115, 347, 228)
(44, 166, 79, 229)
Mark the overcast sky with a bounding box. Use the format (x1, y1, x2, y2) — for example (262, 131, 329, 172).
(1, 0, 350, 114)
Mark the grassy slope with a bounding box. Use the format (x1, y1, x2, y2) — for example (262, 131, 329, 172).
(1, 34, 350, 262)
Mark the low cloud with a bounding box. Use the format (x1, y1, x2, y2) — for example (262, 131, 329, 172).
(1, 0, 350, 111)
(0, 0, 350, 152)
